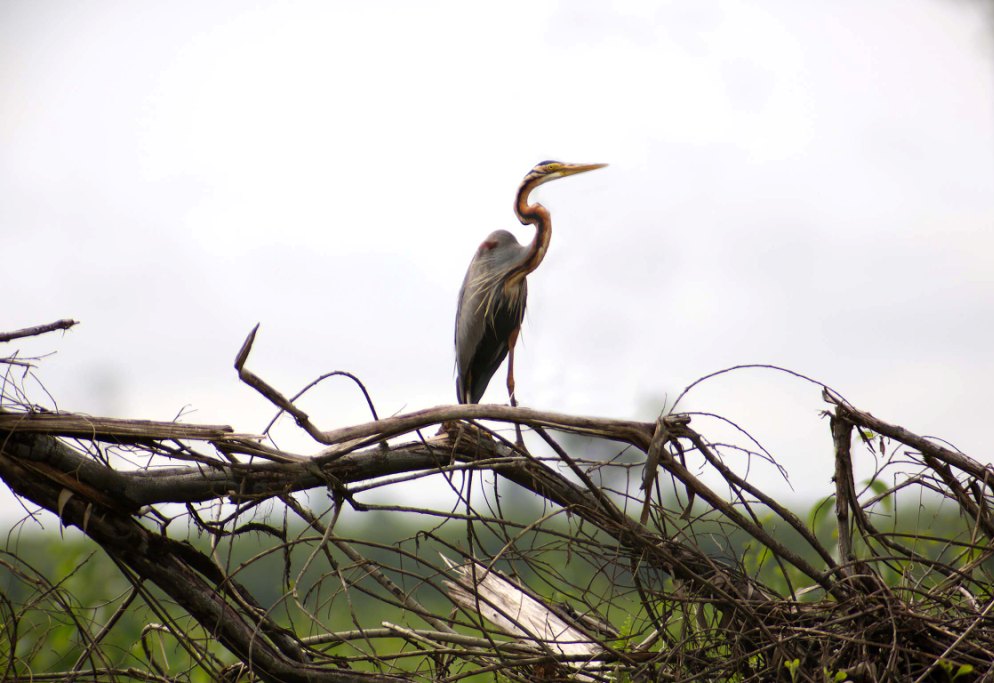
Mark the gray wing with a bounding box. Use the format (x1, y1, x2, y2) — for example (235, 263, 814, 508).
(455, 237, 528, 404)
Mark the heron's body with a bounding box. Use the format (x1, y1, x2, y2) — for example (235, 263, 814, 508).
(454, 161, 606, 409)
(455, 230, 528, 403)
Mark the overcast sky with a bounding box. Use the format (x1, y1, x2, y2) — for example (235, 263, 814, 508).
(3, 0, 993, 513)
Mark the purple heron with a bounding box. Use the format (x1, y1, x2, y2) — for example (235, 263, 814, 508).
(454, 160, 607, 410)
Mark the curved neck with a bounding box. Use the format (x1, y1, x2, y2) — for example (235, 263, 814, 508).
(507, 180, 551, 284)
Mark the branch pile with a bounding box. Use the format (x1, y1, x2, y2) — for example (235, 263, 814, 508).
(2, 321, 992, 682)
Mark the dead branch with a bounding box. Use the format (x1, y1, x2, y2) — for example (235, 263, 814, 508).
(0, 412, 241, 441)
(2, 326, 993, 681)
(0, 318, 78, 343)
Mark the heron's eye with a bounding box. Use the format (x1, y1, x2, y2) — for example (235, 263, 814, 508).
(480, 239, 498, 252)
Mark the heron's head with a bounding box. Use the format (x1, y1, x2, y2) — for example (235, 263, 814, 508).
(525, 160, 608, 189)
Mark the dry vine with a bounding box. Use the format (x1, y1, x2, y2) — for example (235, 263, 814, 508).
(1, 320, 992, 682)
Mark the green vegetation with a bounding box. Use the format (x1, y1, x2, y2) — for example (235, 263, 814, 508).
(1, 490, 985, 681)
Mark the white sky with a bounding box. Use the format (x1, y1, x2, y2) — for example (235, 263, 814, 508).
(2, 0, 993, 514)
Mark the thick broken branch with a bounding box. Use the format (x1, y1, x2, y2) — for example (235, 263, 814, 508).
(0, 412, 239, 441)
(0, 318, 78, 343)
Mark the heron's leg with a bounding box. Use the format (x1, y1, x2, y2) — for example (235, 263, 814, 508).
(506, 327, 523, 446)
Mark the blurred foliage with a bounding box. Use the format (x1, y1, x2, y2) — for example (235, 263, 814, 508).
(0, 492, 982, 680)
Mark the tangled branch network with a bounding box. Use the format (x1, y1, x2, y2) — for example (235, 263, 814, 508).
(1, 319, 992, 682)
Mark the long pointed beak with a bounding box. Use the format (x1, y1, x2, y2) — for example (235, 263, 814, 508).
(560, 162, 608, 177)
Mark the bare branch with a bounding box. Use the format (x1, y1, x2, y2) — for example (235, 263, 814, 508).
(4, 345, 994, 681)
(0, 319, 78, 343)
(0, 412, 240, 441)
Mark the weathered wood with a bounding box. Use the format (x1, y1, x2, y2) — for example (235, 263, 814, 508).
(0, 318, 78, 342)
(0, 411, 238, 441)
